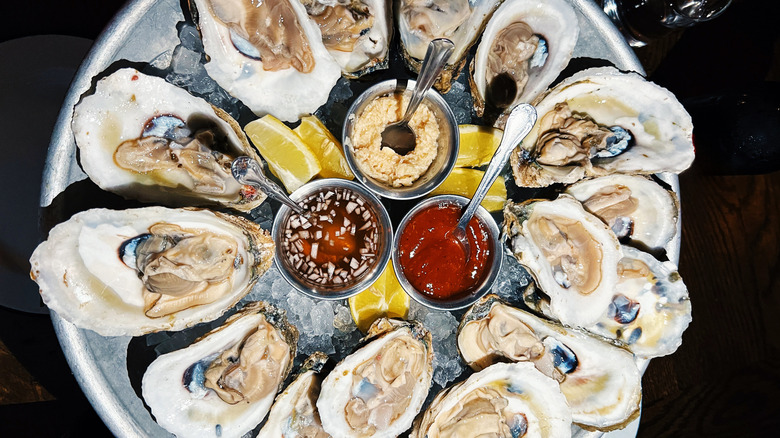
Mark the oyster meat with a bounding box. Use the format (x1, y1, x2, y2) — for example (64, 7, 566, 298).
(72, 68, 266, 212)
(189, 0, 342, 122)
(142, 302, 298, 438)
(511, 67, 695, 187)
(302, 0, 392, 77)
(503, 195, 623, 327)
(397, 0, 502, 92)
(317, 318, 433, 438)
(458, 295, 642, 431)
(565, 174, 679, 253)
(469, 0, 579, 119)
(411, 362, 572, 438)
(257, 351, 330, 438)
(29, 207, 274, 336)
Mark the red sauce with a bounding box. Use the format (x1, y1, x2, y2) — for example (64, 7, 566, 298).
(398, 202, 494, 300)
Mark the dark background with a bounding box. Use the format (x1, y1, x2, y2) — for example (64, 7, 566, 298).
(0, 0, 777, 436)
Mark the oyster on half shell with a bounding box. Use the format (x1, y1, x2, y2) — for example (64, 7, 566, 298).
(397, 0, 503, 92)
(469, 0, 579, 120)
(302, 0, 392, 77)
(411, 362, 572, 438)
(503, 195, 623, 328)
(458, 295, 642, 431)
(189, 0, 342, 122)
(317, 318, 433, 438)
(72, 68, 266, 212)
(142, 302, 298, 438)
(511, 67, 695, 187)
(29, 207, 274, 336)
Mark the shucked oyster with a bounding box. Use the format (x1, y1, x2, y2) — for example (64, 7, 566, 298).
(469, 0, 579, 119)
(189, 0, 342, 122)
(29, 207, 274, 336)
(72, 68, 267, 212)
(458, 295, 642, 431)
(565, 174, 680, 253)
(317, 318, 433, 438)
(511, 67, 695, 187)
(503, 195, 623, 328)
(257, 352, 330, 437)
(411, 362, 572, 438)
(302, 0, 392, 77)
(142, 302, 298, 438)
(397, 0, 502, 92)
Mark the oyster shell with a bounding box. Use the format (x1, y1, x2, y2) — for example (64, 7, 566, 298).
(469, 0, 579, 119)
(503, 195, 623, 327)
(317, 318, 433, 437)
(29, 207, 274, 336)
(396, 0, 502, 92)
(142, 301, 298, 438)
(511, 67, 695, 187)
(189, 0, 342, 122)
(302, 0, 392, 77)
(525, 246, 692, 359)
(565, 174, 679, 253)
(258, 352, 331, 437)
(458, 295, 642, 431)
(410, 361, 572, 438)
(72, 68, 266, 212)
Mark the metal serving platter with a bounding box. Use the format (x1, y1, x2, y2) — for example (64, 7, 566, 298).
(41, 0, 679, 436)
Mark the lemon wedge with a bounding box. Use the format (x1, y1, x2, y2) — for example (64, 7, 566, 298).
(244, 115, 321, 193)
(430, 167, 508, 211)
(457, 124, 503, 167)
(349, 261, 409, 333)
(294, 115, 354, 180)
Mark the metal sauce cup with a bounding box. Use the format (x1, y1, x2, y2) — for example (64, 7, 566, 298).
(342, 79, 459, 200)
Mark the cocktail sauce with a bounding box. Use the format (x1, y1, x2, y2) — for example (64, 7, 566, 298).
(398, 202, 493, 300)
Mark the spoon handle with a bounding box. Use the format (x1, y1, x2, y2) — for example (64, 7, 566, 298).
(231, 156, 305, 215)
(456, 103, 538, 231)
(401, 38, 455, 123)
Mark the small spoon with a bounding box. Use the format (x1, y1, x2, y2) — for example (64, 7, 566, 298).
(231, 156, 306, 215)
(451, 103, 538, 259)
(380, 38, 455, 156)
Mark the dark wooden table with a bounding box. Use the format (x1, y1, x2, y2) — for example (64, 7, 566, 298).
(1, 0, 778, 436)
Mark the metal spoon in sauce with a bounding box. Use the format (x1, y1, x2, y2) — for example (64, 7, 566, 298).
(451, 103, 538, 259)
(380, 38, 455, 156)
(231, 156, 306, 215)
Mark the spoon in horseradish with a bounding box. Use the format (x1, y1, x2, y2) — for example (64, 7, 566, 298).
(231, 156, 307, 216)
(380, 38, 454, 156)
(450, 103, 537, 259)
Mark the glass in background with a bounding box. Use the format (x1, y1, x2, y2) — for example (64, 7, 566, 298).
(601, 0, 733, 47)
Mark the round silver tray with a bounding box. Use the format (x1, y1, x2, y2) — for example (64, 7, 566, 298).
(42, 0, 677, 436)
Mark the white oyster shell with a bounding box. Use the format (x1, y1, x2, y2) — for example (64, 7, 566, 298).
(191, 0, 342, 122)
(586, 245, 692, 359)
(396, 0, 502, 91)
(470, 0, 579, 118)
(302, 0, 392, 77)
(458, 295, 642, 430)
(142, 302, 298, 438)
(29, 207, 274, 336)
(512, 66, 695, 187)
(71, 68, 266, 212)
(503, 195, 623, 327)
(411, 362, 572, 438)
(317, 318, 433, 438)
(566, 174, 679, 253)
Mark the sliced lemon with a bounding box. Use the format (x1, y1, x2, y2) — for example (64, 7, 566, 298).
(244, 115, 321, 193)
(430, 167, 508, 211)
(294, 115, 354, 180)
(457, 124, 503, 167)
(349, 261, 409, 333)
